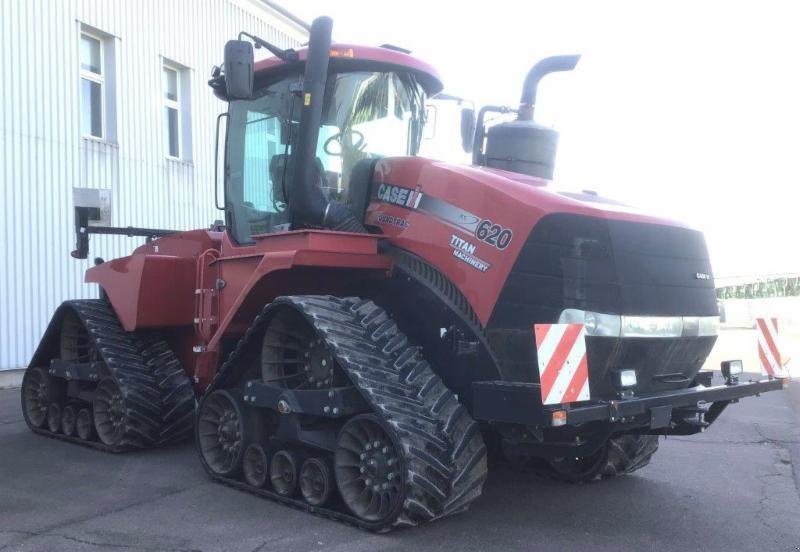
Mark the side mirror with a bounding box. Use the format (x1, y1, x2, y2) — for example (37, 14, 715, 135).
(224, 40, 254, 100)
(460, 107, 476, 153)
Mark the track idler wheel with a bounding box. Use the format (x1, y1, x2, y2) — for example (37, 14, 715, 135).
(243, 443, 269, 488)
(76, 408, 95, 441)
(300, 457, 333, 507)
(21, 366, 63, 429)
(93, 378, 131, 446)
(47, 403, 62, 433)
(335, 414, 403, 523)
(270, 450, 300, 497)
(197, 390, 250, 477)
(61, 405, 78, 437)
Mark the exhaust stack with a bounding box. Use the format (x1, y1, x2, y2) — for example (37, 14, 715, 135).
(290, 16, 364, 232)
(518, 54, 581, 121)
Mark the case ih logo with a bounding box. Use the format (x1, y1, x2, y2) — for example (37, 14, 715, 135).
(377, 183, 423, 209)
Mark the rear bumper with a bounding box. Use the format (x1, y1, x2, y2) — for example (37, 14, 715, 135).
(472, 377, 786, 428)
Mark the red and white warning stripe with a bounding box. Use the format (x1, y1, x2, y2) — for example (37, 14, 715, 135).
(534, 324, 590, 405)
(756, 317, 787, 377)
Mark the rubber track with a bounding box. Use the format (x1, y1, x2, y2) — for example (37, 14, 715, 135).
(204, 295, 488, 531)
(538, 434, 660, 483)
(26, 299, 194, 452)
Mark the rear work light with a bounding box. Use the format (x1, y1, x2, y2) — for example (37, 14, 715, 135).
(551, 410, 568, 427)
(721, 359, 743, 385)
(558, 309, 719, 338)
(617, 369, 638, 388)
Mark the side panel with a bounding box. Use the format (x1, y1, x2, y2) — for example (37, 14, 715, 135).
(85, 230, 220, 331)
(85, 254, 196, 331)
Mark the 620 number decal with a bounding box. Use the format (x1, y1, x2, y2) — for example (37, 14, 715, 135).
(475, 219, 513, 250)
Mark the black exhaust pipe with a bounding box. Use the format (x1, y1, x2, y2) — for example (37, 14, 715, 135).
(518, 54, 581, 121)
(290, 16, 364, 232)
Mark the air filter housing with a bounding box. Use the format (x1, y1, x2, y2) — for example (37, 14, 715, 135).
(484, 120, 559, 180)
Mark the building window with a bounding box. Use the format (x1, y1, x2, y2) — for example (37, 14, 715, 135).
(162, 62, 192, 160)
(80, 33, 104, 138)
(163, 65, 181, 158)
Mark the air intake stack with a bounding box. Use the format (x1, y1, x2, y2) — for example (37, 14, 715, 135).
(479, 55, 580, 180)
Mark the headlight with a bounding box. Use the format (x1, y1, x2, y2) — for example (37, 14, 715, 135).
(697, 316, 719, 337)
(557, 310, 720, 338)
(621, 316, 683, 338)
(558, 309, 620, 337)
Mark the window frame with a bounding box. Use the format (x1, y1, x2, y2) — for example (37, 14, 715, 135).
(162, 63, 182, 159)
(80, 31, 105, 139)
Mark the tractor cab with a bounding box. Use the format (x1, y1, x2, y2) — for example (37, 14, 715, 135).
(211, 32, 443, 245)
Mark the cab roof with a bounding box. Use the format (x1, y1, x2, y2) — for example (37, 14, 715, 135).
(253, 43, 444, 96)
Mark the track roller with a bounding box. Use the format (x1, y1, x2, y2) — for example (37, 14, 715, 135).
(243, 443, 269, 488)
(61, 405, 78, 437)
(76, 408, 95, 441)
(270, 450, 300, 497)
(47, 403, 62, 434)
(300, 457, 333, 507)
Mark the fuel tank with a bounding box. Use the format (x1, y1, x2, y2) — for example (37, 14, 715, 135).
(364, 156, 718, 399)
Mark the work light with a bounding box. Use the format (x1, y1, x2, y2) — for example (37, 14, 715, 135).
(721, 359, 743, 385)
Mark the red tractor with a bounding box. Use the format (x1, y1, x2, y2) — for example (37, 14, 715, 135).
(20, 17, 785, 530)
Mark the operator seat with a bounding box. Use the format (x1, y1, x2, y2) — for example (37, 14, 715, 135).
(269, 154, 326, 206)
(346, 157, 379, 223)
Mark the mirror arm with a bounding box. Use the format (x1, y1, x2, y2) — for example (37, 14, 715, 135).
(238, 32, 299, 62)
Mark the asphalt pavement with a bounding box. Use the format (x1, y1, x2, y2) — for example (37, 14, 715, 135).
(1, 376, 799, 552)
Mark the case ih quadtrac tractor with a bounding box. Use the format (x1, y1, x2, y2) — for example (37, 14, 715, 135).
(21, 17, 786, 531)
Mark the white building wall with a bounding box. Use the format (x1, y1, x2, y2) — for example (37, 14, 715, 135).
(0, 0, 307, 370)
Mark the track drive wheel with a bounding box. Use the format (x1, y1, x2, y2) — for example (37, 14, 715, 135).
(93, 378, 129, 446)
(197, 390, 248, 476)
(546, 434, 660, 483)
(21, 367, 62, 429)
(335, 414, 403, 523)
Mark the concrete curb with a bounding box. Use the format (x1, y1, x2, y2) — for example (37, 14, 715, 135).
(0, 369, 24, 389)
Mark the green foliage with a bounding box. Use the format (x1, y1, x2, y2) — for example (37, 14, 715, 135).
(717, 276, 800, 299)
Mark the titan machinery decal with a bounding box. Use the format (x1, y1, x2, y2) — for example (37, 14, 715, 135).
(450, 235, 491, 272)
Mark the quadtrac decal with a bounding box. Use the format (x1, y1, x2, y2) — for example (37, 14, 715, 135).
(475, 219, 513, 250)
(450, 234, 491, 272)
(375, 213, 410, 229)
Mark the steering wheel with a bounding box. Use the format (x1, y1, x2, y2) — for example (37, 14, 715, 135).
(324, 130, 366, 156)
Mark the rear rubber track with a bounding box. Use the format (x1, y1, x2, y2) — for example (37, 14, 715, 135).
(25, 299, 194, 452)
(204, 295, 488, 531)
(536, 434, 660, 483)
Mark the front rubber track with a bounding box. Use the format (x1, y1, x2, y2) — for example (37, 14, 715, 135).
(204, 295, 488, 531)
(22, 299, 195, 452)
